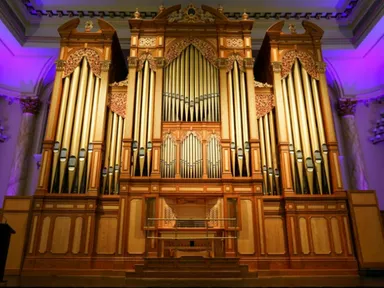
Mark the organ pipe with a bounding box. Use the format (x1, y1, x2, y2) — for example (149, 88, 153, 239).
(102, 110, 113, 193)
(114, 116, 123, 194)
(259, 117, 268, 194)
(161, 135, 176, 178)
(162, 45, 220, 122)
(59, 65, 80, 193)
(207, 136, 222, 178)
(132, 70, 143, 176)
(139, 61, 150, 176)
(293, 59, 314, 194)
(301, 67, 323, 194)
(147, 70, 155, 176)
(50, 76, 70, 192)
(240, 71, 250, 177)
(287, 72, 305, 194)
(77, 69, 95, 192)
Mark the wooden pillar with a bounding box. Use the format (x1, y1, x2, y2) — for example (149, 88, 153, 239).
(317, 62, 344, 195)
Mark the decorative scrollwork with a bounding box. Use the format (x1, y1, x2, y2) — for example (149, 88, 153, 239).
(226, 38, 243, 48)
(139, 37, 156, 47)
(226, 54, 245, 72)
(243, 58, 254, 69)
(271, 61, 282, 73)
(128, 57, 138, 68)
(316, 61, 326, 73)
(165, 38, 217, 67)
(255, 94, 275, 118)
(254, 81, 273, 88)
(63, 48, 101, 78)
(281, 50, 319, 80)
(108, 92, 127, 118)
(101, 60, 111, 72)
(56, 60, 66, 71)
(110, 78, 129, 87)
(138, 53, 157, 71)
(168, 4, 215, 24)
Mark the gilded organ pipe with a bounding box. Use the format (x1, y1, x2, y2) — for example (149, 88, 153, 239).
(59, 65, 80, 193)
(51, 76, 70, 192)
(114, 116, 123, 194)
(147, 69, 155, 176)
(139, 61, 150, 176)
(301, 67, 323, 194)
(258, 117, 268, 194)
(77, 69, 95, 192)
(132, 70, 142, 175)
(102, 110, 113, 193)
(240, 71, 250, 177)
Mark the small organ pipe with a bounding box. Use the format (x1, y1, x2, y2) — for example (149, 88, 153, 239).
(102, 110, 113, 194)
(194, 48, 199, 121)
(108, 113, 118, 194)
(269, 112, 280, 195)
(77, 71, 94, 193)
(293, 60, 314, 194)
(180, 51, 185, 121)
(51, 76, 70, 192)
(185, 47, 190, 122)
(312, 78, 331, 193)
(287, 73, 304, 194)
(132, 70, 143, 176)
(86, 77, 100, 191)
(263, 115, 274, 193)
(233, 62, 244, 176)
(259, 117, 268, 194)
(147, 69, 155, 176)
(59, 65, 80, 193)
(240, 71, 250, 177)
(190, 47, 195, 121)
(139, 61, 150, 176)
(228, 71, 236, 175)
(282, 78, 296, 192)
(114, 116, 123, 194)
(301, 67, 323, 194)
(200, 54, 204, 121)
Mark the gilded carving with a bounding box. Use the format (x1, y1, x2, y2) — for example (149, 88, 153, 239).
(337, 98, 357, 116)
(255, 94, 275, 118)
(217, 58, 228, 68)
(243, 58, 255, 69)
(101, 60, 111, 72)
(281, 50, 319, 80)
(271, 61, 282, 73)
(139, 37, 156, 47)
(226, 54, 244, 72)
(316, 61, 327, 73)
(226, 38, 243, 48)
(138, 52, 157, 71)
(155, 57, 166, 68)
(20, 98, 41, 114)
(108, 92, 127, 118)
(55, 59, 66, 71)
(254, 80, 273, 88)
(63, 48, 101, 78)
(165, 38, 217, 67)
(128, 57, 138, 68)
(110, 78, 129, 87)
(168, 4, 215, 24)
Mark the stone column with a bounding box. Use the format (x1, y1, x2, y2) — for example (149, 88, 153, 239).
(337, 98, 369, 190)
(6, 98, 41, 196)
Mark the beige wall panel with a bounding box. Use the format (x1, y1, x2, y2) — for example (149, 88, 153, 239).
(4, 199, 31, 211)
(72, 217, 83, 254)
(38, 216, 51, 254)
(299, 217, 310, 254)
(238, 199, 255, 255)
(310, 217, 331, 255)
(351, 193, 377, 206)
(4, 212, 30, 271)
(354, 206, 384, 263)
(264, 217, 286, 255)
(51, 217, 71, 254)
(128, 199, 145, 254)
(96, 217, 117, 254)
(331, 217, 343, 254)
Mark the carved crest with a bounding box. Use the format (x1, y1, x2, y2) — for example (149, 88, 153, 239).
(168, 4, 215, 24)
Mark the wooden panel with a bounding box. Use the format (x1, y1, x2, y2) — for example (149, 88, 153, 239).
(29, 216, 38, 254)
(290, 217, 297, 254)
(299, 217, 310, 255)
(310, 217, 331, 255)
(72, 217, 83, 254)
(4, 198, 31, 211)
(331, 217, 342, 254)
(343, 216, 353, 255)
(4, 212, 30, 271)
(96, 218, 117, 254)
(257, 199, 265, 255)
(84, 216, 92, 254)
(264, 217, 286, 255)
(238, 199, 255, 255)
(38, 216, 51, 254)
(128, 199, 145, 254)
(354, 206, 384, 263)
(351, 193, 376, 206)
(51, 217, 71, 254)
(118, 198, 125, 255)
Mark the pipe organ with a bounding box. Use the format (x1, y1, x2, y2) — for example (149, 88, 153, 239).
(16, 4, 378, 278)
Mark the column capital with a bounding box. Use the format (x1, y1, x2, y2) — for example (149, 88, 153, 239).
(20, 97, 41, 114)
(271, 61, 282, 73)
(101, 60, 111, 72)
(316, 61, 327, 73)
(337, 98, 357, 117)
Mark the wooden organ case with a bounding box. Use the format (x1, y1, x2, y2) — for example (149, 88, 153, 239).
(4, 3, 384, 278)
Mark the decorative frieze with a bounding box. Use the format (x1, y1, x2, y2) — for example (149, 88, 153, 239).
(20, 98, 41, 114)
(226, 38, 243, 48)
(139, 37, 156, 47)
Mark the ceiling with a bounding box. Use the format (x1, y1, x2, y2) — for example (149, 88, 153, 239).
(0, 0, 381, 51)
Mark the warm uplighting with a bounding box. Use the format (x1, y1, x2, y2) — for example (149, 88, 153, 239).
(370, 111, 384, 144)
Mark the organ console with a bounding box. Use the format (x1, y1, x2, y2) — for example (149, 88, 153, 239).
(3, 3, 384, 278)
